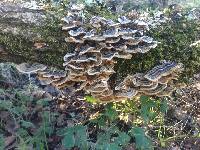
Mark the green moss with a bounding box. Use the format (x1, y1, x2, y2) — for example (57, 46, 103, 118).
(0, 17, 69, 68)
(115, 19, 200, 81)
(84, 4, 118, 20)
(1, 7, 199, 82)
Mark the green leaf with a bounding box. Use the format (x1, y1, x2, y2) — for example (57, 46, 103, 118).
(36, 98, 51, 107)
(98, 143, 121, 150)
(0, 89, 5, 95)
(56, 127, 69, 136)
(85, 96, 97, 103)
(140, 95, 149, 102)
(104, 104, 118, 121)
(14, 106, 27, 115)
(92, 116, 107, 127)
(20, 120, 35, 128)
(140, 96, 157, 122)
(109, 143, 121, 150)
(0, 134, 4, 150)
(16, 92, 32, 103)
(16, 128, 29, 138)
(10, 107, 23, 117)
(60, 125, 88, 149)
(160, 99, 168, 114)
(97, 132, 111, 145)
(74, 125, 88, 148)
(0, 101, 12, 110)
(130, 127, 152, 150)
(62, 130, 75, 149)
(114, 132, 131, 146)
(35, 140, 45, 150)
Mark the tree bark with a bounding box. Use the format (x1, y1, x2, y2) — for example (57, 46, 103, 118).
(0, 1, 68, 68)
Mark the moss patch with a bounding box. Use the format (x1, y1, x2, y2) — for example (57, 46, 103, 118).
(115, 19, 200, 81)
(1, 8, 199, 81)
(0, 16, 69, 68)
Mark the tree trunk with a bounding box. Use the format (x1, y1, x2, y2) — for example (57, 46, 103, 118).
(0, 1, 69, 68)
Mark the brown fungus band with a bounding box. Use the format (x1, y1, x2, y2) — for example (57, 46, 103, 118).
(34, 4, 183, 102)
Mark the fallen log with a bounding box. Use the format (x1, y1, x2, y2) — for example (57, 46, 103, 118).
(0, 1, 199, 79)
(0, 1, 68, 68)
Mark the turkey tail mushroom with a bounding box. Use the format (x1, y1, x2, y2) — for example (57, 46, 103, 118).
(35, 4, 184, 102)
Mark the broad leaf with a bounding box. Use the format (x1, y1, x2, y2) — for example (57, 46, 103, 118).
(62, 130, 75, 149)
(104, 104, 118, 121)
(130, 127, 152, 150)
(20, 120, 35, 128)
(114, 132, 131, 146)
(74, 125, 88, 148)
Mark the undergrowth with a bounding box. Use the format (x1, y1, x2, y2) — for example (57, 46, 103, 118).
(2, 87, 197, 150)
(1, 1, 200, 149)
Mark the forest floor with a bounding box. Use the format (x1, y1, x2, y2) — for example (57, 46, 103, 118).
(0, 63, 200, 150)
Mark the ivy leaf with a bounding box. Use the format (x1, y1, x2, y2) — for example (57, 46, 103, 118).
(97, 131, 111, 145)
(130, 127, 152, 150)
(60, 125, 88, 149)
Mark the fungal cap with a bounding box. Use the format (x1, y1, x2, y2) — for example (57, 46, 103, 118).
(16, 63, 47, 74)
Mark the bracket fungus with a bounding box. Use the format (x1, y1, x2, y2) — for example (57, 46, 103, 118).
(36, 5, 183, 102)
(16, 63, 47, 74)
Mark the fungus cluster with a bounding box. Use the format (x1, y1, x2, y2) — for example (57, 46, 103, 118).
(18, 4, 183, 103)
(116, 61, 183, 99)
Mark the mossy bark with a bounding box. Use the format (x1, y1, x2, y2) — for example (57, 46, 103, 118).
(0, 1, 69, 68)
(115, 19, 200, 81)
(0, 1, 199, 81)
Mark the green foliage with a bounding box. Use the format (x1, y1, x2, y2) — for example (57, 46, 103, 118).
(104, 103, 118, 121)
(0, 88, 56, 149)
(85, 95, 97, 103)
(0, 86, 196, 149)
(60, 99, 154, 150)
(84, 5, 117, 20)
(95, 127, 131, 150)
(0, 135, 4, 150)
(140, 96, 168, 123)
(130, 127, 153, 150)
(57, 125, 88, 149)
